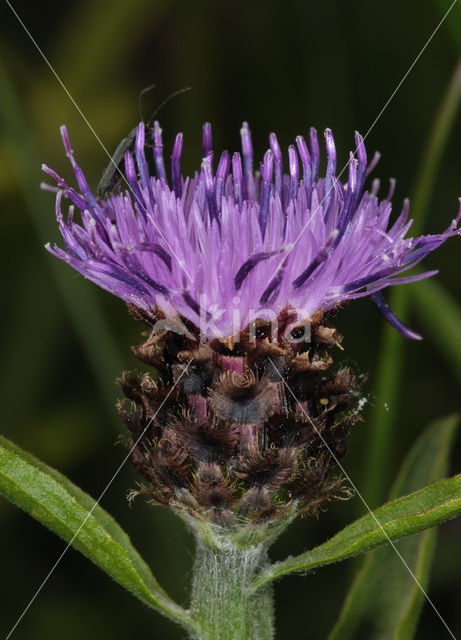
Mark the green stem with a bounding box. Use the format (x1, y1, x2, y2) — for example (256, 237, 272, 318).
(190, 541, 274, 640)
(364, 57, 461, 508)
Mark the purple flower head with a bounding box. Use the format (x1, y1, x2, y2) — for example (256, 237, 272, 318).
(44, 122, 461, 340)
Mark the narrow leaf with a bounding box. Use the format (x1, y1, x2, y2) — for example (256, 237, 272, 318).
(252, 468, 461, 591)
(0, 59, 124, 429)
(411, 278, 461, 387)
(363, 57, 461, 507)
(434, 0, 461, 53)
(0, 436, 197, 634)
(329, 415, 459, 640)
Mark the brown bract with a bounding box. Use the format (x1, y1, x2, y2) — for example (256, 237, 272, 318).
(118, 306, 361, 528)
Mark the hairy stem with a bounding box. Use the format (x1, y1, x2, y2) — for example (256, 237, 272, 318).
(190, 540, 274, 640)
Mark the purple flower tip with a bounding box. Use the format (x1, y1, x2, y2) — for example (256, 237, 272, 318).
(355, 131, 367, 166)
(325, 128, 336, 160)
(135, 121, 145, 151)
(288, 145, 298, 178)
(309, 127, 320, 160)
(269, 133, 282, 162)
(232, 152, 243, 181)
(347, 153, 358, 193)
(124, 151, 136, 183)
(261, 149, 274, 183)
(217, 150, 230, 180)
(171, 133, 183, 198)
(296, 135, 310, 166)
(45, 121, 461, 339)
(172, 132, 183, 161)
(203, 122, 213, 156)
(202, 156, 214, 191)
(240, 122, 253, 157)
(60, 125, 72, 157)
(153, 120, 162, 145)
(240, 122, 255, 199)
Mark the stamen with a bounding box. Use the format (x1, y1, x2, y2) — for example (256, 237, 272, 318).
(152, 121, 167, 180)
(135, 269, 169, 296)
(60, 127, 110, 237)
(389, 198, 410, 234)
(171, 133, 183, 199)
(309, 127, 320, 182)
(353, 132, 367, 210)
(55, 191, 87, 260)
(335, 154, 357, 241)
(371, 178, 380, 196)
(202, 122, 213, 156)
(124, 151, 145, 209)
(60, 126, 98, 210)
(232, 152, 244, 208)
(292, 230, 338, 288)
(296, 135, 312, 208)
(342, 267, 393, 293)
(234, 250, 279, 290)
(196, 166, 206, 214)
(401, 198, 410, 221)
(216, 151, 230, 212)
(269, 133, 283, 200)
(41, 164, 86, 210)
(324, 129, 336, 215)
(288, 145, 299, 203)
(259, 267, 284, 305)
(40, 182, 61, 194)
(400, 242, 444, 268)
(385, 178, 396, 203)
(259, 149, 274, 237)
(138, 242, 172, 270)
(240, 121, 254, 190)
(348, 152, 358, 194)
(91, 258, 154, 296)
(372, 292, 422, 340)
(135, 122, 155, 213)
(366, 150, 381, 177)
(202, 156, 218, 222)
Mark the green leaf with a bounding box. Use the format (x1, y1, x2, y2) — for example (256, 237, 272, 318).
(411, 278, 461, 388)
(0, 436, 198, 634)
(251, 448, 461, 592)
(329, 414, 458, 640)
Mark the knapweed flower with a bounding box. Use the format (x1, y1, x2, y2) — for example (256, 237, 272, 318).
(44, 122, 461, 341)
(44, 122, 460, 538)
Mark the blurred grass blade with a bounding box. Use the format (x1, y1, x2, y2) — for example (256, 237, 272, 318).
(54, 0, 168, 93)
(0, 58, 124, 428)
(329, 414, 459, 640)
(252, 469, 461, 591)
(411, 278, 461, 387)
(364, 58, 461, 507)
(410, 58, 461, 232)
(434, 0, 461, 52)
(0, 436, 198, 634)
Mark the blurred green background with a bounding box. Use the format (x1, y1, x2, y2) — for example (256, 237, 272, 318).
(1, 0, 461, 638)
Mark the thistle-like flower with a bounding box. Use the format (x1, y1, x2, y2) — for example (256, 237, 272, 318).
(44, 121, 460, 540)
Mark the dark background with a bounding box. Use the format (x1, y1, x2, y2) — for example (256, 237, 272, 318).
(1, 1, 460, 638)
